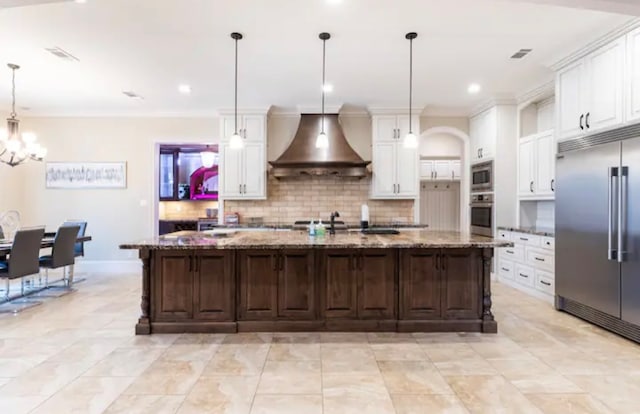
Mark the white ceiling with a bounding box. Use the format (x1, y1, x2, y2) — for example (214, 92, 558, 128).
(0, 0, 634, 116)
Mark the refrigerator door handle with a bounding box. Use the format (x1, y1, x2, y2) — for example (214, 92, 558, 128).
(608, 167, 619, 261)
(618, 166, 628, 263)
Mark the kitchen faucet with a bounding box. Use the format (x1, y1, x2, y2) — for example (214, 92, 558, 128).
(329, 211, 340, 235)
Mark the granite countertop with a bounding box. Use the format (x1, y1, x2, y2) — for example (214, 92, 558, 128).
(497, 226, 555, 237)
(120, 230, 513, 250)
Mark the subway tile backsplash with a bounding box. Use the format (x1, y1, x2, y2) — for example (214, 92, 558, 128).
(224, 176, 414, 225)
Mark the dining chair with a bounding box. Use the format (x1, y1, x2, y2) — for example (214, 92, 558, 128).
(62, 220, 87, 258)
(39, 225, 80, 287)
(0, 227, 45, 299)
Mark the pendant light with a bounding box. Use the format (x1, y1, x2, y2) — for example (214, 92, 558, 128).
(229, 32, 244, 150)
(403, 32, 419, 149)
(0, 63, 46, 167)
(200, 145, 216, 168)
(316, 32, 330, 149)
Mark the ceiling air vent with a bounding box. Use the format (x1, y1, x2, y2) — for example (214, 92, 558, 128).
(511, 48, 533, 59)
(45, 46, 79, 62)
(122, 91, 144, 99)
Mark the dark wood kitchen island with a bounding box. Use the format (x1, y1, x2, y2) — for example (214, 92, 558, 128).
(120, 230, 511, 335)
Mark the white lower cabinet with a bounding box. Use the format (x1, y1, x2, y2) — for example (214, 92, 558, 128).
(498, 230, 555, 303)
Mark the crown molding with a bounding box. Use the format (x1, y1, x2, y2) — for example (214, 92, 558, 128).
(515, 80, 555, 106)
(367, 106, 423, 116)
(469, 96, 517, 118)
(18, 110, 220, 118)
(550, 17, 640, 72)
(420, 106, 471, 118)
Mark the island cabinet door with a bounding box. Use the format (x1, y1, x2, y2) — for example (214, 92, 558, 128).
(399, 249, 442, 320)
(357, 249, 397, 319)
(441, 249, 482, 319)
(193, 251, 235, 321)
(152, 251, 193, 320)
(278, 250, 316, 319)
(238, 250, 279, 320)
(320, 250, 358, 319)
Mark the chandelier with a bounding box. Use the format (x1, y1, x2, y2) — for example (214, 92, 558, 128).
(0, 64, 46, 167)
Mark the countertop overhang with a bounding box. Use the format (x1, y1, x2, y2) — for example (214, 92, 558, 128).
(120, 230, 513, 250)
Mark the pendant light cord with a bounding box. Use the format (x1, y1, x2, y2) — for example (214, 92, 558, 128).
(10, 66, 16, 119)
(234, 36, 238, 135)
(408, 36, 413, 134)
(321, 36, 326, 134)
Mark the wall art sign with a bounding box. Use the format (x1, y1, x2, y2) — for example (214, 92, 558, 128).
(45, 162, 127, 189)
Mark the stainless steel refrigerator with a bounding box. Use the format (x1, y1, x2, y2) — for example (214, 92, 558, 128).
(556, 124, 640, 342)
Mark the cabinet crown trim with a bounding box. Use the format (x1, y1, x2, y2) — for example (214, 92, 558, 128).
(550, 17, 640, 72)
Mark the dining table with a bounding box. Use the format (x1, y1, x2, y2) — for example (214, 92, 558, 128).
(0, 234, 92, 286)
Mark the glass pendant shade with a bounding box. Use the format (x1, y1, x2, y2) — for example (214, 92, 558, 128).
(315, 131, 329, 149)
(229, 132, 244, 149)
(403, 132, 418, 149)
(200, 150, 216, 168)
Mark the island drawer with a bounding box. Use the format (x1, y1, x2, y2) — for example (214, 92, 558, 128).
(526, 248, 554, 271)
(512, 233, 541, 247)
(498, 259, 514, 280)
(515, 264, 535, 288)
(500, 245, 524, 262)
(541, 237, 555, 251)
(535, 270, 555, 295)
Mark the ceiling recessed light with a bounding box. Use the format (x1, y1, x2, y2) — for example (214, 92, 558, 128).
(178, 84, 192, 94)
(467, 83, 481, 94)
(322, 83, 333, 93)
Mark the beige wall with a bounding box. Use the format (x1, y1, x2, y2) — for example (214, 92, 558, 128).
(0, 163, 24, 215)
(420, 116, 469, 135)
(16, 117, 219, 260)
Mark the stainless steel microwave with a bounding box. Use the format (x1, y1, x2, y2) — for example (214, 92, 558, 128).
(471, 161, 494, 192)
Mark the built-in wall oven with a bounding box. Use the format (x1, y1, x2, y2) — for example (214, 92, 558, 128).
(471, 161, 494, 192)
(470, 193, 493, 237)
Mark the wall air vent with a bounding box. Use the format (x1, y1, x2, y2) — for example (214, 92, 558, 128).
(511, 48, 533, 59)
(45, 46, 80, 62)
(122, 91, 144, 99)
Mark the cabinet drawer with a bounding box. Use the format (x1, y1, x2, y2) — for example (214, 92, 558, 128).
(526, 248, 554, 271)
(513, 233, 540, 247)
(515, 264, 535, 287)
(497, 230, 512, 241)
(535, 270, 555, 295)
(541, 236, 555, 251)
(498, 259, 514, 281)
(500, 245, 524, 262)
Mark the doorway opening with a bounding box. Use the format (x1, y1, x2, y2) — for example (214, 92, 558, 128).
(416, 127, 470, 232)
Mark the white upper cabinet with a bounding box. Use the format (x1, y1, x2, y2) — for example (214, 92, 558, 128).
(470, 107, 497, 163)
(556, 36, 625, 141)
(221, 114, 266, 143)
(557, 61, 586, 140)
(585, 37, 625, 132)
(518, 131, 555, 199)
(419, 159, 461, 181)
(219, 113, 267, 199)
(518, 137, 535, 197)
(371, 114, 419, 199)
(627, 27, 640, 123)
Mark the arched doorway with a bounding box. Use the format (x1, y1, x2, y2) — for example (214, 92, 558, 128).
(416, 127, 470, 232)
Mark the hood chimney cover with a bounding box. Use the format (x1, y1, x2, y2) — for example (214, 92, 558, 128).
(269, 114, 370, 178)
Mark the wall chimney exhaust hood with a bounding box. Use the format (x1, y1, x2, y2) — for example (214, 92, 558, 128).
(269, 114, 370, 178)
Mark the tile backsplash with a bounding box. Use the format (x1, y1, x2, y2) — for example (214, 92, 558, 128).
(159, 201, 219, 220)
(224, 176, 414, 225)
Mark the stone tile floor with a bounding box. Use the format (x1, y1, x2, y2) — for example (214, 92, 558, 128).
(0, 272, 639, 413)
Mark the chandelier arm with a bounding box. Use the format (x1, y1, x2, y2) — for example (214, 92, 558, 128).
(10, 66, 16, 119)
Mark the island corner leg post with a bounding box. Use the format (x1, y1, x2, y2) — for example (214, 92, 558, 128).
(481, 248, 497, 333)
(136, 249, 151, 335)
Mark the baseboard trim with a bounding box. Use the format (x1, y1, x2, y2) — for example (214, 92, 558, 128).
(74, 260, 141, 274)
